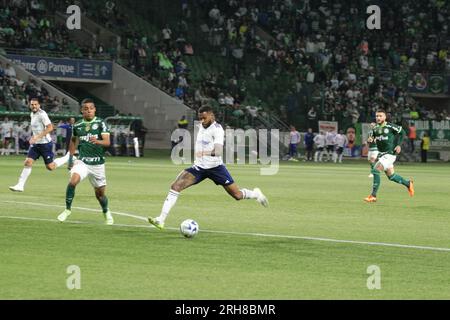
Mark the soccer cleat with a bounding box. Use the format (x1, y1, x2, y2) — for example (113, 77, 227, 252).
(148, 217, 165, 230)
(364, 195, 377, 203)
(254, 188, 269, 207)
(408, 180, 415, 197)
(57, 209, 72, 222)
(368, 173, 374, 178)
(103, 210, 114, 225)
(9, 184, 24, 192)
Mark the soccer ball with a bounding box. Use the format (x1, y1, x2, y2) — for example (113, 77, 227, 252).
(180, 219, 199, 238)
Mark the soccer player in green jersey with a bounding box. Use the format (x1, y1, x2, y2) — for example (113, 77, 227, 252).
(367, 123, 379, 178)
(57, 99, 114, 225)
(364, 110, 414, 202)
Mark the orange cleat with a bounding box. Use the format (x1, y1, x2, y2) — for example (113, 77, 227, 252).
(364, 195, 377, 203)
(408, 180, 415, 197)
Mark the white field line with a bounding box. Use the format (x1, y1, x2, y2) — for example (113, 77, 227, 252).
(1, 200, 450, 253)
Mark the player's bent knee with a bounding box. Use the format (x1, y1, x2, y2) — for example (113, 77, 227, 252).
(69, 179, 79, 186)
(95, 188, 105, 199)
(170, 183, 182, 193)
(69, 174, 81, 187)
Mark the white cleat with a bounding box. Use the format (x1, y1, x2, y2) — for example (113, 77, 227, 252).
(368, 174, 374, 178)
(103, 210, 114, 225)
(57, 209, 72, 222)
(254, 188, 269, 207)
(9, 184, 24, 192)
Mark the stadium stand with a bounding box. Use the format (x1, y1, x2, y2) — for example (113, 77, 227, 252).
(36, 0, 448, 131)
(0, 0, 449, 153)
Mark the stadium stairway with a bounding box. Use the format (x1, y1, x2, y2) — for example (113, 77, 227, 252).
(88, 63, 195, 149)
(68, 87, 116, 119)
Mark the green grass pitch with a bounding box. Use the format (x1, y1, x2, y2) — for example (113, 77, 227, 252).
(0, 152, 449, 299)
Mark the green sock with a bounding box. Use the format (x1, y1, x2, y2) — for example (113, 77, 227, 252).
(371, 168, 381, 197)
(389, 174, 410, 188)
(66, 185, 76, 210)
(370, 163, 375, 170)
(98, 196, 109, 214)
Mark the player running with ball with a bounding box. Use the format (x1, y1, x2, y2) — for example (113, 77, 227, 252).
(364, 109, 414, 203)
(148, 106, 268, 230)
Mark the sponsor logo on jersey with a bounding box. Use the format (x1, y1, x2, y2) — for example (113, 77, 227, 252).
(79, 133, 98, 142)
(375, 136, 389, 141)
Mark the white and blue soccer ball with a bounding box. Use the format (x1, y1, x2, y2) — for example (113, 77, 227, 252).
(180, 219, 199, 238)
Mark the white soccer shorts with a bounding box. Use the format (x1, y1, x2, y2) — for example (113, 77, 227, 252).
(71, 160, 107, 188)
(376, 154, 396, 171)
(367, 150, 379, 161)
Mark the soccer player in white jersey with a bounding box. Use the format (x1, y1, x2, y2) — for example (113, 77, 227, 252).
(288, 125, 301, 161)
(333, 130, 348, 163)
(148, 106, 268, 230)
(313, 131, 326, 162)
(324, 130, 336, 162)
(1, 117, 14, 155)
(9, 98, 70, 192)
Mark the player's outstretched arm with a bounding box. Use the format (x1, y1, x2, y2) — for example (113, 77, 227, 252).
(196, 143, 223, 157)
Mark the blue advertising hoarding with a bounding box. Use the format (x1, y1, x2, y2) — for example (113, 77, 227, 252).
(6, 54, 112, 82)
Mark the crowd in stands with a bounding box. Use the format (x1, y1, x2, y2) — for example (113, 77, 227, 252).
(1, 0, 449, 131)
(0, 62, 72, 113)
(189, 0, 450, 129)
(1, 0, 116, 59)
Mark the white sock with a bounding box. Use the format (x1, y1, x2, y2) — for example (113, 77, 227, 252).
(241, 188, 257, 199)
(18, 167, 32, 187)
(158, 189, 180, 223)
(54, 152, 70, 168)
(339, 154, 343, 163)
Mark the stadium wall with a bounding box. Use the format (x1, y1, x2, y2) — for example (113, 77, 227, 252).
(88, 63, 195, 149)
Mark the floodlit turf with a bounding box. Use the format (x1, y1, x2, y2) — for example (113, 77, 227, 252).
(0, 152, 450, 299)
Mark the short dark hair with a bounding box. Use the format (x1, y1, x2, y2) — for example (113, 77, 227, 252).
(198, 105, 213, 114)
(81, 98, 95, 106)
(376, 109, 386, 114)
(29, 97, 40, 103)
